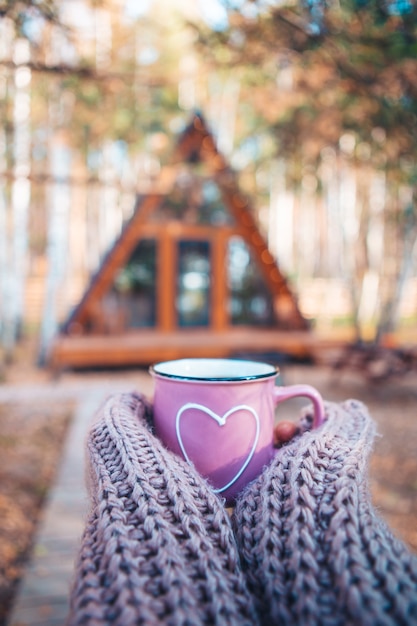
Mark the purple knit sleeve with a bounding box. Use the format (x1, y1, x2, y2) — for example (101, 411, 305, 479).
(68, 393, 417, 626)
(233, 399, 417, 626)
(67, 392, 258, 626)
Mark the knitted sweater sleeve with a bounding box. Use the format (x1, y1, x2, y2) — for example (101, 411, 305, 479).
(67, 392, 258, 626)
(67, 393, 417, 626)
(233, 399, 417, 626)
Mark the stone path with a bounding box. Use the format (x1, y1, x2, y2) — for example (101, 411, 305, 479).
(4, 372, 154, 626)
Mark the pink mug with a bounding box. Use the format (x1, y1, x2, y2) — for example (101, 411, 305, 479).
(150, 358, 325, 505)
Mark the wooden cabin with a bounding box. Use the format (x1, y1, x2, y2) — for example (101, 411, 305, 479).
(50, 112, 312, 370)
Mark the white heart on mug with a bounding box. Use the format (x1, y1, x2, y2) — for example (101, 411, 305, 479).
(175, 402, 260, 493)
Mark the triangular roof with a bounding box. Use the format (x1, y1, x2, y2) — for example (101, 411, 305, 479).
(52, 112, 309, 369)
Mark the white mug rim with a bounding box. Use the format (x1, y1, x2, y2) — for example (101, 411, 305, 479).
(150, 357, 278, 383)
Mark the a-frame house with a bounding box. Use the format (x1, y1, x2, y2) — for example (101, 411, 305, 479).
(50, 112, 311, 370)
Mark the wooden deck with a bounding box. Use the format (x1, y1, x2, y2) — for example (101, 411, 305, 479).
(50, 327, 340, 371)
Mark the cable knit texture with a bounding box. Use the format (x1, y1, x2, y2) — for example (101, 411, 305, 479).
(67, 393, 417, 626)
(68, 393, 258, 626)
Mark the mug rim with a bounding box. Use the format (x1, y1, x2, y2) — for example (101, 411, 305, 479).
(149, 357, 278, 383)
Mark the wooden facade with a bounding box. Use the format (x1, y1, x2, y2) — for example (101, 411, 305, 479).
(50, 112, 311, 369)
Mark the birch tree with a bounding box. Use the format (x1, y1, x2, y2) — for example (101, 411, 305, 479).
(11, 38, 31, 347)
(38, 134, 71, 364)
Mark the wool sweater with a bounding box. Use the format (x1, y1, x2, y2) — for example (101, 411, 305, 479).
(67, 393, 417, 626)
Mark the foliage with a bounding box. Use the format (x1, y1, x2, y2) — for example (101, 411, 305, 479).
(196, 0, 417, 173)
(0, 0, 60, 35)
(1, 1, 184, 160)
(193, 0, 417, 342)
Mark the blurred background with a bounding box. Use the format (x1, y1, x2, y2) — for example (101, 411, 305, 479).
(1, 2, 417, 624)
(0, 0, 417, 369)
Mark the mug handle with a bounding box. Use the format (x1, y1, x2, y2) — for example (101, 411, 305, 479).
(273, 384, 325, 429)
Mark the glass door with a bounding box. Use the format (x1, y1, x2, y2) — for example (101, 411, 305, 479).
(228, 236, 275, 326)
(110, 238, 158, 329)
(177, 240, 211, 327)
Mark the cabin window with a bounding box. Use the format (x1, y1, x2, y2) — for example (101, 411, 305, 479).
(200, 180, 234, 225)
(152, 170, 235, 226)
(177, 240, 211, 327)
(109, 238, 158, 328)
(228, 236, 275, 326)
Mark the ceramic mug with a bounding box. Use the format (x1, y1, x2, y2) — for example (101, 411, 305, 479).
(150, 358, 325, 505)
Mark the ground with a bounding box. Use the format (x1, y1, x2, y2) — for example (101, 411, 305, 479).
(0, 349, 416, 625)
(0, 399, 73, 625)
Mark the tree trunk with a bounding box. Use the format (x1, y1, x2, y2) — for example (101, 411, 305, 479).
(38, 137, 71, 365)
(7, 39, 31, 357)
(376, 184, 417, 342)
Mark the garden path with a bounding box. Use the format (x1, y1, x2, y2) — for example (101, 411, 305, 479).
(5, 371, 154, 626)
